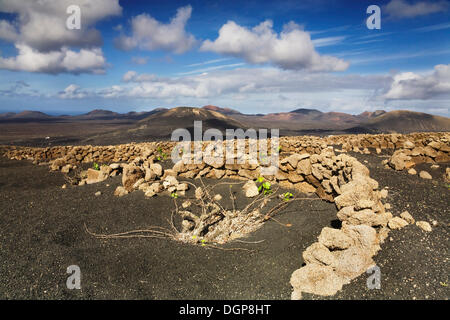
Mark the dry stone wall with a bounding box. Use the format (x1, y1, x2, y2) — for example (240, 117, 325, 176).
(1, 142, 175, 166)
(325, 132, 450, 154)
(2, 133, 449, 167)
(386, 136, 450, 171)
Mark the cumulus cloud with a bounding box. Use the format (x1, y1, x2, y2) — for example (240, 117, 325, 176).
(115, 68, 387, 100)
(384, 0, 448, 19)
(0, 80, 35, 96)
(0, 44, 106, 74)
(0, 0, 121, 74)
(58, 84, 88, 99)
(11, 65, 449, 116)
(122, 71, 158, 82)
(97, 85, 124, 98)
(112, 65, 449, 109)
(311, 36, 346, 48)
(384, 64, 450, 100)
(0, 0, 121, 51)
(200, 20, 349, 72)
(0, 20, 19, 42)
(115, 5, 196, 54)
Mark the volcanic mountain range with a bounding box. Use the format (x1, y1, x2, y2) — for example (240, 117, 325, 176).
(0, 105, 449, 145)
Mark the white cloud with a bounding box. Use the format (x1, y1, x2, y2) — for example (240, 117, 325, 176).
(311, 36, 346, 47)
(0, 80, 35, 96)
(384, 64, 450, 100)
(115, 5, 196, 54)
(59, 84, 87, 99)
(0, 20, 19, 42)
(186, 58, 231, 67)
(176, 63, 245, 76)
(0, 0, 121, 74)
(350, 48, 450, 65)
(122, 71, 158, 82)
(109, 65, 449, 114)
(8, 64, 450, 116)
(97, 85, 124, 98)
(384, 0, 448, 19)
(131, 56, 149, 65)
(114, 68, 388, 100)
(0, 0, 121, 51)
(414, 22, 450, 32)
(0, 44, 106, 74)
(200, 20, 349, 72)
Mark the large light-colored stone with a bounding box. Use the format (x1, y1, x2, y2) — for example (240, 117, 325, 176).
(388, 217, 409, 230)
(400, 211, 415, 224)
(281, 153, 309, 168)
(342, 208, 391, 227)
(334, 175, 378, 210)
(318, 227, 354, 250)
(150, 163, 163, 177)
(114, 186, 128, 197)
(302, 242, 336, 266)
(416, 221, 432, 232)
(243, 180, 259, 198)
(163, 175, 178, 188)
(86, 168, 109, 184)
(389, 152, 410, 171)
(332, 246, 375, 281)
(296, 158, 312, 175)
(419, 170, 432, 179)
(290, 264, 344, 299)
(295, 181, 316, 193)
(403, 140, 415, 149)
(341, 224, 378, 254)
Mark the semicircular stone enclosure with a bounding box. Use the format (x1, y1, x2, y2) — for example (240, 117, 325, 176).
(2, 132, 449, 299)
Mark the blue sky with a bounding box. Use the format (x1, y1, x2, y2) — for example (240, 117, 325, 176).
(0, 0, 449, 116)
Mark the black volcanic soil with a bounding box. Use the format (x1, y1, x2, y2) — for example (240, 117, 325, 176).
(0, 156, 337, 299)
(0, 151, 448, 300)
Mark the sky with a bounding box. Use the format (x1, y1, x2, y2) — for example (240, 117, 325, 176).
(0, 0, 449, 116)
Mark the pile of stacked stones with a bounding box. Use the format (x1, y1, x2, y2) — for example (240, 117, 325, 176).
(325, 132, 450, 154)
(1, 142, 175, 166)
(288, 150, 426, 299)
(2, 132, 448, 166)
(278, 136, 328, 154)
(387, 137, 450, 171)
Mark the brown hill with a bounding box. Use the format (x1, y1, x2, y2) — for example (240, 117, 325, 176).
(2, 106, 448, 145)
(82, 107, 248, 144)
(361, 110, 450, 133)
(71, 108, 167, 120)
(202, 105, 241, 115)
(9, 111, 53, 119)
(221, 108, 363, 131)
(135, 107, 246, 136)
(208, 107, 449, 133)
(356, 110, 387, 120)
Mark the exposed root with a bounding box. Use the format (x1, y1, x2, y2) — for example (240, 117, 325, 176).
(84, 223, 175, 240)
(84, 179, 318, 250)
